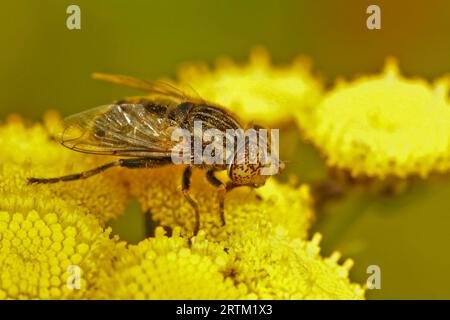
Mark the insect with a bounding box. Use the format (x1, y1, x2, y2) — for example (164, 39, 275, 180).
(28, 73, 282, 234)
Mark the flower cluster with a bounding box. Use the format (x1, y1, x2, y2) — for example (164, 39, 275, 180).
(6, 48, 425, 299)
(92, 227, 363, 300)
(0, 113, 364, 299)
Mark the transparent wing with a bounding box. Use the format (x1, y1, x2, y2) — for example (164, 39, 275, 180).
(92, 72, 204, 103)
(61, 104, 179, 157)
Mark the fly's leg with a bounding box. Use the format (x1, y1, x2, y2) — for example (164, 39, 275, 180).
(182, 166, 200, 235)
(206, 169, 233, 227)
(27, 161, 122, 184)
(27, 157, 172, 184)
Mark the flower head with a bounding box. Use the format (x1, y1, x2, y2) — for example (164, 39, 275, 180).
(0, 114, 129, 223)
(0, 114, 130, 298)
(177, 48, 322, 126)
(122, 167, 363, 299)
(225, 231, 364, 299)
(125, 166, 314, 240)
(93, 227, 247, 299)
(93, 227, 364, 300)
(0, 194, 119, 299)
(299, 59, 450, 178)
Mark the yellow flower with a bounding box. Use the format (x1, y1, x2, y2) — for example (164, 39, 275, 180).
(93, 227, 248, 299)
(299, 59, 450, 178)
(93, 226, 363, 299)
(177, 48, 322, 126)
(123, 167, 364, 299)
(225, 231, 364, 299)
(0, 114, 129, 223)
(257, 178, 314, 239)
(0, 194, 119, 299)
(125, 166, 314, 240)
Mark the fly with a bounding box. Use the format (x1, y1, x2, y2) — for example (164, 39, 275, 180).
(28, 73, 282, 235)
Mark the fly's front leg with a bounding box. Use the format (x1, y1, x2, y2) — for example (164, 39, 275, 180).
(182, 166, 200, 235)
(206, 169, 233, 227)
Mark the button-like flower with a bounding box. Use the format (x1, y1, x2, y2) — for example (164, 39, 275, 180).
(92, 227, 248, 299)
(177, 48, 322, 126)
(0, 114, 129, 223)
(225, 231, 363, 299)
(93, 227, 363, 300)
(0, 194, 119, 299)
(299, 59, 450, 178)
(122, 167, 363, 299)
(124, 166, 314, 240)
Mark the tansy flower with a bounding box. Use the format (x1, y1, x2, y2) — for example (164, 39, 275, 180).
(299, 59, 450, 179)
(124, 166, 314, 240)
(225, 230, 364, 299)
(92, 227, 248, 299)
(0, 194, 119, 299)
(93, 227, 364, 300)
(176, 48, 322, 126)
(0, 117, 124, 299)
(122, 168, 364, 299)
(0, 114, 129, 223)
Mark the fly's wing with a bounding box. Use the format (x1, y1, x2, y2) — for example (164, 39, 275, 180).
(92, 72, 205, 104)
(61, 104, 179, 157)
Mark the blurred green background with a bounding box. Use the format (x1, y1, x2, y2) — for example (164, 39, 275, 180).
(1, 0, 450, 299)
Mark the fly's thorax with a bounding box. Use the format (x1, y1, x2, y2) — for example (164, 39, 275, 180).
(115, 98, 170, 118)
(182, 104, 242, 132)
(168, 102, 195, 127)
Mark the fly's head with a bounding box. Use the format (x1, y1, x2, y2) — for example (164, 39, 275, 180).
(227, 126, 283, 188)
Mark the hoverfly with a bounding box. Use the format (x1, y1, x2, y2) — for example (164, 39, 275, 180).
(28, 73, 282, 234)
